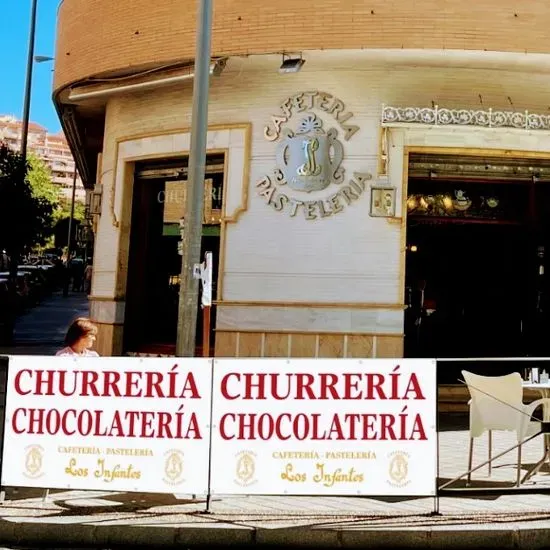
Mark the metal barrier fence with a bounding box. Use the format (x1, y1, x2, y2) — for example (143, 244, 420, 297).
(437, 357, 550, 501)
(1, 355, 550, 515)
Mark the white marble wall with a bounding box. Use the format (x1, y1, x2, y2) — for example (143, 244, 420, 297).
(91, 50, 550, 332)
(216, 305, 403, 334)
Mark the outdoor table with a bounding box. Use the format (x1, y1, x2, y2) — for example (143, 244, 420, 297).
(521, 381, 550, 483)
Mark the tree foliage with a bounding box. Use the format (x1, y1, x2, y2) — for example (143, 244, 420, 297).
(0, 144, 55, 265)
(27, 153, 60, 206)
(26, 153, 85, 223)
(58, 196, 85, 223)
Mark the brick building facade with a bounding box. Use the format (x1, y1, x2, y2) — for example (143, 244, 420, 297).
(53, 1, 550, 373)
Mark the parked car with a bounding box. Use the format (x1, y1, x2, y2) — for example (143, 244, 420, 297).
(0, 278, 16, 345)
(17, 266, 49, 304)
(0, 271, 35, 312)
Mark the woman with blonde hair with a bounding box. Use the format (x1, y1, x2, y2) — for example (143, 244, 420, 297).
(56, 317, 99, 356)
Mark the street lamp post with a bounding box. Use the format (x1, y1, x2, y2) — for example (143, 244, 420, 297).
(9, 0, 39, 282)
(20, 0, 38, 164)
(63, 166, 78, 297)
(175, 0, 214, 357)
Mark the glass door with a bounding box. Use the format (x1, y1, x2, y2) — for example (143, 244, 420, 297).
(124, 158, 224, 356)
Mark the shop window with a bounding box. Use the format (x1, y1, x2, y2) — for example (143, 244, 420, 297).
(123, 155, 224, 356)
(404, 153, 550, 382)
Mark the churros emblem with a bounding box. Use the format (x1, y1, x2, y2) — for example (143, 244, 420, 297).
(24, 445, 44, 478)
(163, 449, 185, 485)
(388, 451, 410, 487)
(235, 451, 256, 487)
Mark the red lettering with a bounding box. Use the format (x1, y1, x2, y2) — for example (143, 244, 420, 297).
(220, 413, 235, 439)
(245, 374, 265, 399)
(93, 409, 108, 436)
(35, 370, 55, 395)
(127, 372, 140, 397)
(293, 413, 310, 440)
(184, 413, 201, 439)
(319, 373, 339, 399)
(28, 408, 44, 434)
(295, 373, 315, 399)
(80, 371, 99, 397)
(380, 413, 397, 440)
(62, 409, 76, 435)
(343, 373, 362, 399)
(145, 371, 164, 398)
(179, 373, 200, 399)
(58, 370, 77, 396)
(238, 413, 256, 439)
(362, 414, 377, 439)
(77, 410, 93, 435)
(156, 412, 173, 438)
(45, 409, 61, 434)
(403, 374, 425, 400)
(125, 371, 142, 398)
(108, 410, 124, 436)
(366, 374, 387, 399)
(103, 371, 121, 397)
(14, 370, 32, 395)
(344, 413, 360, 439)
(257, 414, 274, 440)
(12, 408, 26, 433)
(274, 414, 292, 440)
(124, 410, 140, 437)
(270, 374, 292, 400)
(411, 414, 427, 440)
(221, 373, 240, 400)
(140, 411, 155, 437)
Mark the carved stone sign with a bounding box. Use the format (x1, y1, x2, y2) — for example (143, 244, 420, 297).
(257, 91, 371, 220)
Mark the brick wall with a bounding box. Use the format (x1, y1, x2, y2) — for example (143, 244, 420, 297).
(54, 0, 550, 91)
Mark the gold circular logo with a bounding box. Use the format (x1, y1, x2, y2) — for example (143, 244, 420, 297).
(24, 445, 43, 478)
(163, 450, 185, 485)
(389, 452, 409, 485)
(236, 451, 255, 486)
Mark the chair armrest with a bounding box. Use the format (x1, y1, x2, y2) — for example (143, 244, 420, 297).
(524, 398, 550, 420)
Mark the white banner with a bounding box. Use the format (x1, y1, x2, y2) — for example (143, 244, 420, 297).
(210, 359, 437, 496)
(2, 356, 212, 494)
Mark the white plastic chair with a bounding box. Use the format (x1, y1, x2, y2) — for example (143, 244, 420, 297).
(462, 370, 550, 486)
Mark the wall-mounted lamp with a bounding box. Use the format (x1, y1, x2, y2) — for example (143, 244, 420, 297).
(34, 55, 54, 63)
(279, 54, 305, 74)
(90, 184, 103, 215)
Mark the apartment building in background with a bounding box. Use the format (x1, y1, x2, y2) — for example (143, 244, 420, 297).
(0, 115, 85, 202)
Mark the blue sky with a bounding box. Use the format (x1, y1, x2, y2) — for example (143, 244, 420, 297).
(1, 1, 60, 132)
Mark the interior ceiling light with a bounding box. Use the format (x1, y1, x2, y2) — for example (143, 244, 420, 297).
(279, 54, 305, 74)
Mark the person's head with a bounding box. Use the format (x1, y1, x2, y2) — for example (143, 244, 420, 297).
(64, 317, 97, 352)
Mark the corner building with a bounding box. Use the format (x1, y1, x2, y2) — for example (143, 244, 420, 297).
(54, 0, 550, 387)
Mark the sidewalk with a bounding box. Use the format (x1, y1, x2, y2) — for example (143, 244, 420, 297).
(1, 412, 550, 547)
(0, 290, 89, 356)
(2, 428, 550, 550)
(3, 295, 550, 547)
